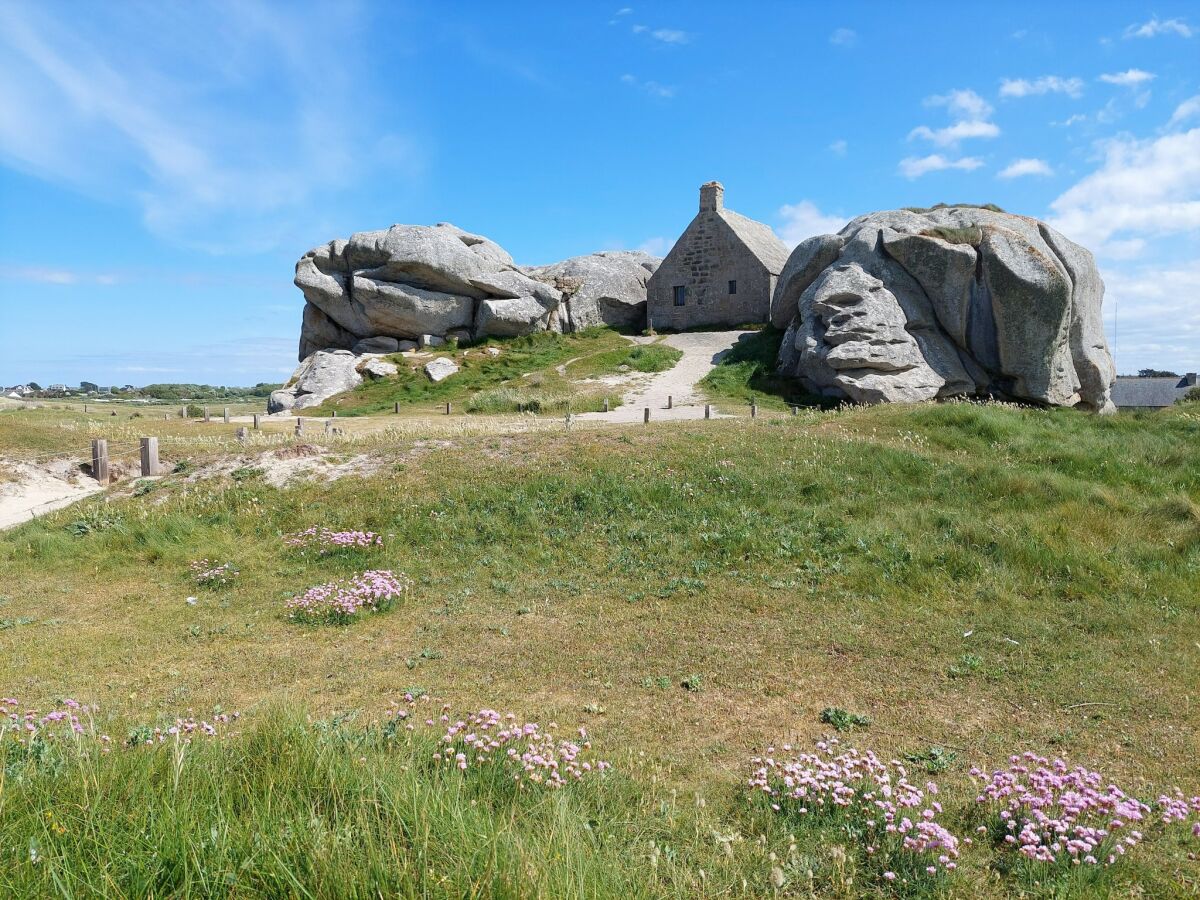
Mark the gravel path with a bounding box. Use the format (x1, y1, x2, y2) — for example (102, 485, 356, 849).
(575, 331, 752, 423)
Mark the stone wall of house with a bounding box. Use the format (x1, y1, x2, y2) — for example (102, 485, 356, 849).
(647, 186, 773, 330)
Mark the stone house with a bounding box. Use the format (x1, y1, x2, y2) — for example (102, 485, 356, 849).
(647, 182, 790, 330)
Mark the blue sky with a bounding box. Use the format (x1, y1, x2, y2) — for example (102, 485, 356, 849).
(0, 1, 1197, 386)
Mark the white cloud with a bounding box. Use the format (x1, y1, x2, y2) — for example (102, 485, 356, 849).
(1, 266, 121, 285)
(999, 76, 1085, 98)
(620, 74, 675, 98)
(615, 7, 633, 15)
(1171, 95, 1200, 125)
(637, 236, 670, 256)
(898, 155, 984, 178)
(775, 201, 846, 248)
(0, 3, 417, 254)
(1048, 127, 1200, 247)
(909, 88, 999, 148)
(1123, 17, 1194, 38)
(830, 27, 857, 47)
(1101, 260, 1200, 374)
(828, 139, 848, 156)
(926, 88, 993, 120)
(631, 24, 647, 33)
(1099, 68, 1155, 87)
(650, 28, 689, 44)
(909, 120, 1000, 146)
(997, 158, 1054, 178)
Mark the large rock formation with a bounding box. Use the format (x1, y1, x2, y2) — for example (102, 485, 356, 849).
(294, 224, 659, 360)
(268, 350, 366, 413)
(773, 207, 1116, 411)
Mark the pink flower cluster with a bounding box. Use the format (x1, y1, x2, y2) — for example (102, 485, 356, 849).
(387, 700, 610, 789)
(2, 696, 95, 739)
(189, 559, 238, 586)
(971, 752, 1158, 866)
(285, 570, 411, 623)
(749, 738, 960, 878)
(284, 527, 384, 554)
(1157, 789, 1200, 839)
(130, 711, 239, 745)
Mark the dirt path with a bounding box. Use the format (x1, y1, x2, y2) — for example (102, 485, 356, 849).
(575, 331, 751, 423)
(0, 458, 103, 531)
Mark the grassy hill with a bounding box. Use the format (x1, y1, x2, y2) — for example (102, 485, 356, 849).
(1, 400, 1198, 896)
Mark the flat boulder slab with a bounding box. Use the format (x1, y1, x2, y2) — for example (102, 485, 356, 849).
(360, 357, 399, 379)
(423, 357, 460, 383)
(353, 336, 400, 354)
(268, 350, 364, 413)
(773, 206, 1115, 411)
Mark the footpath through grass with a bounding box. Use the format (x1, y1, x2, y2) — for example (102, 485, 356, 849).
(1, 400, 1198, 896)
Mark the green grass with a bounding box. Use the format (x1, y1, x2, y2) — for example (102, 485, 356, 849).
(920, 225, 983, 246)
(1, 401, 1198, 896)
(564, 341, 683, 379)
(698, 327, 828, 410)
(306, 329, 635, 417)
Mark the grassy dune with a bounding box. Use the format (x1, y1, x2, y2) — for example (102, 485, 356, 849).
(2, 400, 1198, 896)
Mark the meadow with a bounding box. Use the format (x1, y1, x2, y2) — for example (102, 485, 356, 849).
(1, 397, 1198, 897)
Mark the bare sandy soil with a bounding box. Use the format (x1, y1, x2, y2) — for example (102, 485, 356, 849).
(0, 457, 103, 530)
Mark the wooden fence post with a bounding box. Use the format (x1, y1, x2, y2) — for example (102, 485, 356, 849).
(603, 397, 610, 413)
(667, 395, 673, 409)
(222, 407, 230, 424)
(750, 402, 757, 419)
(236, 427, 248, 442)
(394, 402, 400, 414)
(295, 417, 304, 436)
(643, 407, 650, 424)
(91, 439, 109, 485)
(252, 413, 261, 429)
(791, 405, 798, 416)
(445, 402, 451, 415)
(139, 437, 160, 477)
(704, 404, 711, 419)
(203, 406, 210, 423)
(180, 406, 187, 418)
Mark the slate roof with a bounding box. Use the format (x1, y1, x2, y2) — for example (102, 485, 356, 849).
(1111, 374, 1197, 408)
(718, 208, 792, 275)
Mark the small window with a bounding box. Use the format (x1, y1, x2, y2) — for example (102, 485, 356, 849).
(673, 285, 686, 306)
(728, 280, 737, 295)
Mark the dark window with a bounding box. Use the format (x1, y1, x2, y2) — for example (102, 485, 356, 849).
(673, 285, 686, 306)
(728, 280, 737, 295)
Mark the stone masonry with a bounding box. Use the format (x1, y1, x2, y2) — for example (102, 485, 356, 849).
(646, 182, 790, 330)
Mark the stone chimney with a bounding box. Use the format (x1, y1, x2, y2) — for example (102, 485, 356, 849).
(1186, 372, 1197, 386)
(699, 181, 724, 212)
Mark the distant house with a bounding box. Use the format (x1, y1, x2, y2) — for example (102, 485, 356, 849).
(1112, 372, 1197, 410)
(647, 182, 790, 330)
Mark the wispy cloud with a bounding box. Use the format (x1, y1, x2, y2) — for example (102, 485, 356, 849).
(775, 201, 846, 248)
(828, 139, 848, 156)
(1099, 68, 1155, 86)
(650, 28, 689, 44)
(0, 2, 419, 254)
(1171, 95, 1200, 125)
(1, 266, 121, 286)
(829, 28, 857, 47)
(999, 76, 1084, 98)
(1048, 126, 1200, 248)
(909, 120, 1000, 146)
(636, 236, 670, 256)
(898, 155, 983, 178)
(997, 158, 1054, 178)
(1123, 17, 1194, 38)
(909, 89, 998, 147)
(620, 73, 675, 98)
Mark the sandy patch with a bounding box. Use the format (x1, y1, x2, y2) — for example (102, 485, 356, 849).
(0, 456, 104, 530)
